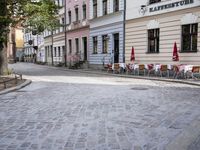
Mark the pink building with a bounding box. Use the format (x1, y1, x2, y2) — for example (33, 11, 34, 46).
(65, 0, 89, 66)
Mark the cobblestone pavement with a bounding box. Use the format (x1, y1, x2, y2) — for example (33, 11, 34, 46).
(0, 63, 200, 150)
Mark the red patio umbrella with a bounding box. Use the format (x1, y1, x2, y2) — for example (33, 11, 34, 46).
(130, 46, 135, 62)
(172, 42, 179, 61)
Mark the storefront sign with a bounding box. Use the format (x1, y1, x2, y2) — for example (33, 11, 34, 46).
(149, 0, 194, 13)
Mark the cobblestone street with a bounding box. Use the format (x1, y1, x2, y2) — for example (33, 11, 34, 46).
(0, 63, 200, 150)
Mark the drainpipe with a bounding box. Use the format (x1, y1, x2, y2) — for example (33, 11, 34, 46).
(64, 0, 67, 67)
(123, 0, 126, 63)
(51, 30, 54, 66)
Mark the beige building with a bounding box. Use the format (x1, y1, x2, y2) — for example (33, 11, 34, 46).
(125, 0, 200, 65)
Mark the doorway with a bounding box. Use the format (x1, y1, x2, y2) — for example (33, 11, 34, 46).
(82, 37, 87, 61)
(113, 33, 119, 63)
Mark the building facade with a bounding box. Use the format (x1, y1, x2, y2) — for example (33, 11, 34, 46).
(125, 0, 200, 65)
(65, 0, 90, 67)
(44, 0, 66, 66)
(89, 0, 125, 69)
(23, 30, 36, 63)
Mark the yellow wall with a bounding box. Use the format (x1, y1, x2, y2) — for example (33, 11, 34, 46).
(15, 28, 24, 48)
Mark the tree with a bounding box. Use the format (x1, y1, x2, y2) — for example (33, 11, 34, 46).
(0, 0, 60, 74)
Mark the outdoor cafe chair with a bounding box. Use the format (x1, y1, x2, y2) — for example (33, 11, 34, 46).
(126, 64, 134, 75)
(106, 64, 112, 73)
(113, 63, 120, 74)
(159, 65, 169, 77)
(191, 66, 200, 79)
(135, 64, 146, 76)
(147, 64, 154, 76)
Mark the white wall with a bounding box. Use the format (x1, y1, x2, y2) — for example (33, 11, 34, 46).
(89, 0, 124, 20)
(126, 0, 200, 20)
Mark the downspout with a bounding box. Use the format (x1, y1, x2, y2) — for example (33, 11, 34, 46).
(51, 30, 54, 66)
(64, 0, 67, 67)
(123, 0, 126, 63)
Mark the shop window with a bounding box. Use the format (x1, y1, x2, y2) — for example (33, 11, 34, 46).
(148, 29, 159, 53)
(149, 0, 161, 4)
(93, 36, 98, 54)
(181, 24, 198, 52)
(103, 0, 108, 15)
(93, 0, 97, 18)
(113, 0, 119, 12)
(102, 35, 108, 54)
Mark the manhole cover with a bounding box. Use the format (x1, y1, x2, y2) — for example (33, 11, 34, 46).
(130, 87, 148, 90)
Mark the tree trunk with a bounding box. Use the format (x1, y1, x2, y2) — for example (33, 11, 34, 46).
(0, 44, 8, 75)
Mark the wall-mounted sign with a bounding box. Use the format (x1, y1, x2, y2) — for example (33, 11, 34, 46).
(149, 0, 194, 13)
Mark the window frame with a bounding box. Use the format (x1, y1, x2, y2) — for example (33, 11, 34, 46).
(147, 28, 160, 53)
(93, 0, 97, 18)
(113, 0, 119, 12)
(68, 11, 71, 24)
(93, 36, 98, 54)
(75, 7, 79, 22)
(103, 0, 108, 16)
(82, 4, 87, 20)
(75, 38, 79, 54)
(102, 35, 108, 54)
(68, 39, 72, 54)
(181, 23, 198, 52)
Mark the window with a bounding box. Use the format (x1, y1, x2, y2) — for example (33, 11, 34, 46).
(75, 7, 79, 22)
(75, 38, 79, 54)
(182, 24, 198, 52)
(82, 4, 86, 20)
(93, 0, 97, 18)
(62, 46, 65, 57)
(61, 17, 65, 31)
(102, 35, 108, 53)
(68, 39, 72, 54)
(58, 47, 61, 57)
(149, 0, 161, 4)
(93, 36, 98, 54)
(54, 47, 57, 56)
(113, 0, 119, 12)
(103, 0, 108, 15)
(148, 29, 159, 53)
(68, 11, 71, 24)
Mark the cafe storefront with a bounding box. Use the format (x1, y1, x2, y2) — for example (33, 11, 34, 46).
(125, 0, 200, 65)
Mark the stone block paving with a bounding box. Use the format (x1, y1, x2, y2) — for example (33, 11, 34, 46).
(0, 63, 200, 150)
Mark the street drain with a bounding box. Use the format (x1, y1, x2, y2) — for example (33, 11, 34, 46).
(131, 87, 148, 90)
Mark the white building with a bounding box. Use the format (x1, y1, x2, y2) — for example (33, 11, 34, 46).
(44, 0, 66, 66)
(89, 0, 125, 69)
(125, 0, 200, 65)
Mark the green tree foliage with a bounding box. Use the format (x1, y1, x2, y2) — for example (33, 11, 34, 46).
(0, 0, 60, 50)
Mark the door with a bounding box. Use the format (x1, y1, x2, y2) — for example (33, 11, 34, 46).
(82, 37, 87, 61)
(113, 33, 119, 63)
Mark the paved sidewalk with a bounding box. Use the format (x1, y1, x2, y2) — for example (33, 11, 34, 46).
(43, 65, 200, 87)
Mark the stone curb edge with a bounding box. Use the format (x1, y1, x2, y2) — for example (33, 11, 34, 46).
(43, 65, 200, 87)
(0, 79, 32, 95)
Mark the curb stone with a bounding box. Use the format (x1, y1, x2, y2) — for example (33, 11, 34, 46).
(0, 79, 32, 95)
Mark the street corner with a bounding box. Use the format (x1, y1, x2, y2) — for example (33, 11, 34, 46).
(0, 79, 32, 95)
